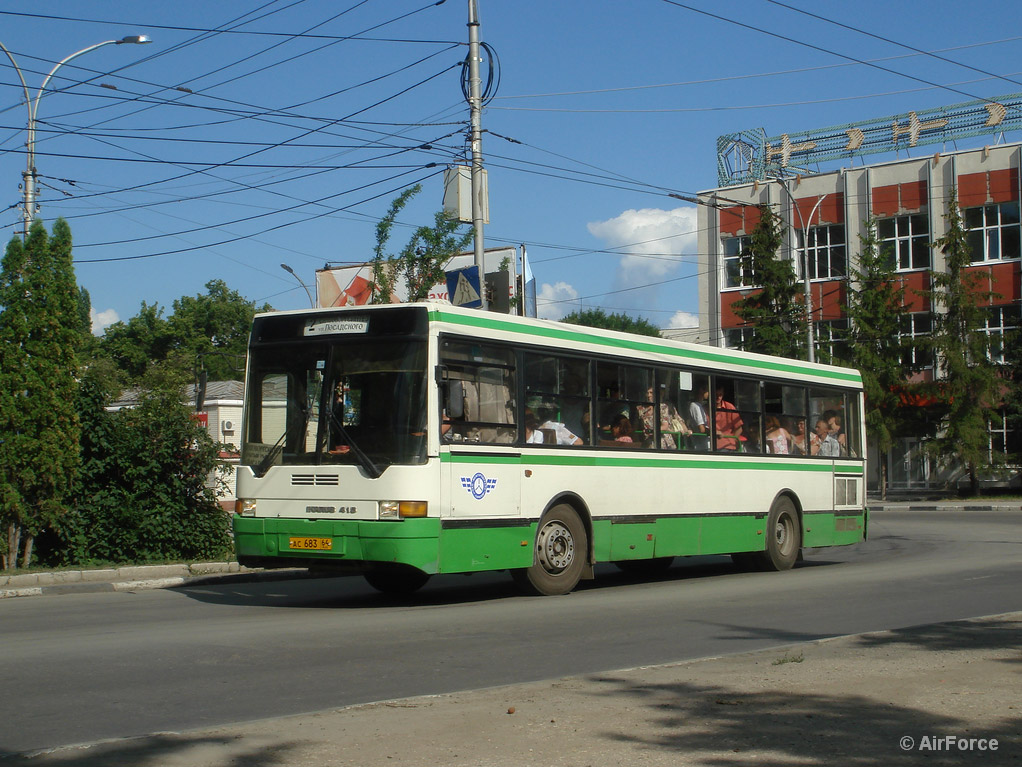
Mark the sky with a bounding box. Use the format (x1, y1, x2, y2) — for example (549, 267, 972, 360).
(1, 0, 1021, 335)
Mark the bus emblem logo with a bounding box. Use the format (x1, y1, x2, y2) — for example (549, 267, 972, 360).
(462, 472, 497, 500)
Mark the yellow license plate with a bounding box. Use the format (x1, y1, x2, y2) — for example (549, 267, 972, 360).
(288, 536, 333, 551)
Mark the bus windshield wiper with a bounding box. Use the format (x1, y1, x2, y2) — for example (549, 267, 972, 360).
(326, 408, 383, 479)
(253, 429, 287, 478)
(254, 402, 313, 478)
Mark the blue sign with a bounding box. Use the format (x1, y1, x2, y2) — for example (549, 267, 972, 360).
(446, 266, 482, 308)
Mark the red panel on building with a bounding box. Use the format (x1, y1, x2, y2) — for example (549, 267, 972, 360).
(720, 206, 744, 236)
(965, 262, 1021, 304)
(899, 181, 927, 212)
(744, 205, 762, 232)
(720, 291, 757, 329)
(898, 271, 930, 312)
(812, 280, 846, 321)
(720, 205, 763, 236)
(872, 185, 899, 217)
(958, 172, 988, 207)
(988, 168, 1019, 205)
(796, 193, 844, 226)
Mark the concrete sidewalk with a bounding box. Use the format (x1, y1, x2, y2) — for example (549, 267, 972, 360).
(9, 613, 1021, 766)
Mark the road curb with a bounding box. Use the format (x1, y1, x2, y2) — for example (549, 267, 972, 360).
(0, 564, 311, 599)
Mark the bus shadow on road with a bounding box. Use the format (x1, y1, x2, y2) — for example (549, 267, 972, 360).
(172, 554, 848, 609)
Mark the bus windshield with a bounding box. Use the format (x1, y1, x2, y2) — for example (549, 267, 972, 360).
(241, 338, 427, 474)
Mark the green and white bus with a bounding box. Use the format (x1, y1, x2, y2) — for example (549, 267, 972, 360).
(233, 302, 866, 595)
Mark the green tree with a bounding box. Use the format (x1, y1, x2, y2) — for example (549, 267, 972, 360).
(98, 301, 174, 383)
(921, 190, 1001, 495)
(169, 279, 267, 381)
(1002, 329, 1022, 467)
(57, 364, 232, 566)
(843, 219, 911, 499)
(730, 205, 808, 359)
(0, 220, 82, 569)
(97, 281, 269, 384)
(560, 308, 662, 337)
(370, 185, 473, 303)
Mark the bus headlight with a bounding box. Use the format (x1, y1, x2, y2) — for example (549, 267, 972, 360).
(380, 501, 427, 519)
(235, 499, 257, 517)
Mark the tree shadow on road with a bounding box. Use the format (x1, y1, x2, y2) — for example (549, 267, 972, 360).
(587, 674, 1020, 766)
(852, 615, 1022, 662)
(0, 734, 300, 767)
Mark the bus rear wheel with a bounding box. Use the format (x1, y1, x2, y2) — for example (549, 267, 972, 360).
(512, 504, 587, 596)
(754, 497, 801, 571)
(364, 564, 431, 595)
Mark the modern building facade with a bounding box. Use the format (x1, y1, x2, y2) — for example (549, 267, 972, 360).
(697, 142, 1021, 492)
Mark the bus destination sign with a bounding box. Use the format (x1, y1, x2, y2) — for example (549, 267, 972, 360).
(304, 316, 369, 336)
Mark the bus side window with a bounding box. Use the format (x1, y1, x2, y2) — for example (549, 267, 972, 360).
(440, 339, 516, 444)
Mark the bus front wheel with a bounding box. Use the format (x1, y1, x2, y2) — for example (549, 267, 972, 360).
(513, 504, 587, 596)
(364, 564, 431, 595)
(755, 497, 801, 571)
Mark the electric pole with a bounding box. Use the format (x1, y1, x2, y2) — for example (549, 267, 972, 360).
(467, 0, 487, 309)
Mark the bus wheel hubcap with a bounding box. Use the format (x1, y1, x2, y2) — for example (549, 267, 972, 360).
(776, 517, 791, 553)
(538, 521, 574, 573)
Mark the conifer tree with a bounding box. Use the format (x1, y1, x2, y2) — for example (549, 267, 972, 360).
(922, 190, 1000, 494)
(0, 220, 81, 568)
(730, 205, 808, 359)
(844, 219, 910, 498)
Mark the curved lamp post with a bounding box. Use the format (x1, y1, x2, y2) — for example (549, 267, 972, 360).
(0, 35, 152, 235)
(281, 263, 315, 307)
(777, 180, 828, 364)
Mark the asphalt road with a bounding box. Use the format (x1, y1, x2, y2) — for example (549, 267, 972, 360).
(2, 510, 1020, 756)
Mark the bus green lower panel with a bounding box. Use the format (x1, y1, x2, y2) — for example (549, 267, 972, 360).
(437, 523, 537, 573)
(803, 513, 866, 548)
(595, 515, 766, 561)
(233, 517, 442, 573)
(608, 521, 657, 561)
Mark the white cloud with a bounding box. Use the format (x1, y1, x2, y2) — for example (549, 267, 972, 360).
(586, 206, 699, 313)
(91, 307, 119, 336)
(536, 281, 579, 320)
(667, 310, 699, 329)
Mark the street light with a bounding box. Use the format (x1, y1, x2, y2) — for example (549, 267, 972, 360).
(0, 35, 152, 236)
(777, 180, 828, 364)
(281, 263, 315, 307)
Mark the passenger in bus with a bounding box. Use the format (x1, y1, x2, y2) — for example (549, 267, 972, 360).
(824, 410, 847, 455)
(713, 385, 744, 451)
(535, 405, 583, 446)
(524, 414, 544, 444)
(688, 385, 709, 433)
(598, 383, 630, 432)
(811, 418, 841, 456)
(638, 387, 690, 449)
(788, 418, 808, 455)
(764, 415, 793, 455)
(609, 414, 634, 444)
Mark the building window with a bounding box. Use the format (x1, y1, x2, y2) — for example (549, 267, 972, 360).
(724, 326, 754, 351)
(799, 225, 846, 280)
(965, 202, 1020, 262)
(980, 305, 1021, 364)
(723, 235, 752, 288)
(898, 313, 933, 370)
(987, 409, 1020, 463)
(814, 319, 849, 364)
(878, 214, 930, 270)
